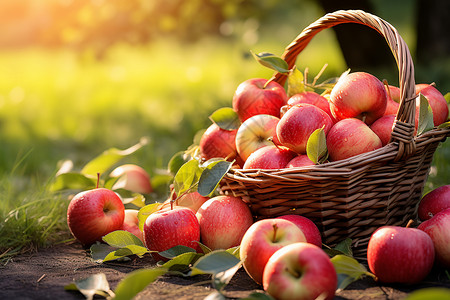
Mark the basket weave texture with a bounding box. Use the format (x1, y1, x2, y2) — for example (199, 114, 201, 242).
(220, 10, 450, 258)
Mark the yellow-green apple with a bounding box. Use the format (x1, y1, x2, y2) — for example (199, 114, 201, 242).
(67, 188, 125, 246)
(243, 145, 296, 169)
(276, 215, 322, 248)
(286, 155, 315, 168)
(416, 84, 449, 126)
(232, 78, 288, 122)
(240, 219, 307, 284)
(369, 114, 396, 146)
(276, 103, 333, 154)
(262, 243, 337, 300)
(418, 185, 450, 221)
(327, 118, 382, 161)
(288, 91, 336, 123)
(121, 209, 144, 242)
(143, 207, 200, 261)
(199, 123, 238, 162)
(196, 195, 253, 250)
(235, 114, 281, 161)
(110, 164, 153, 194)
(384, 85, 400, 116)
(418, 208, 450, 268)
(160, 191, 210, 213)
(329, 72, 387, 125)
(367, 225, 435, 284)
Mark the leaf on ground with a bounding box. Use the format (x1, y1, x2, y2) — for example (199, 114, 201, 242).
(160, 252, 202, 273)
(405, 287, 450, 300)
(103, 245, 149, 262)
(197, 160, 232, 197)
(158, 245, 197, 260)
(102, 230, 144, 248)
(197, 241, 212, 255)
(331, 254, 375, 291)
(241, 292, 276, 300)
(209, 107, 241, 131)
(113, 268, 168, 300)
(190, 250, 241, 276)
(64, 273, 113, 300)
(226, 246, 240, 260)
(90, 243, 117, 263)
(212, 261, 242, 292)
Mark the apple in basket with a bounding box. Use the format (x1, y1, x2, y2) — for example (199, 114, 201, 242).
(243, 145, 296, 169)
(232, 78, 288, 122)
(417, 185, 450, 221)
(370, 114, 396, 146)
(240, 218, 307, 285)
(263, 243, 337, 300)
(416, 84, 448, 126)
(276, 215, 322, 248)
(384, 85, 400, 116)
(287, 91, 336, 122)
(276, 103, 333, 154)
(367, 224, 435, 284)
(329, 71, 387, 125)
(327, 118, 382, 161)
(199, 123, 238, 162)
(235, 114, 281, 161)
(286, 154, 315, 168)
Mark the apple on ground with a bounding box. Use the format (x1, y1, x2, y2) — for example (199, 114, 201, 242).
(110, 164, 153, 194)
(67, 188, 125, 246)
(329, 72, 387, 125)
(235, 114, 281, 161)
(262, 242, 337, 300)
(196, 195, 253, 250)
(276, 103, 333, 154)
(286, 155, 315, 168)
(243, 145, 296, 169)
(367, 225, 435, 284)
(418, 185, 450, 221)
(199, 123, 239, 162)
(418, 208, 450, 268)
(416, 84, 448, 126)
(327, 118, 382, 161)
(370, 114, 396, 146)
(143, 207, 200, 261)
(240, 218, 307, 284)
(121, 209, 144, 242)
(276, 215, 322, 248)
(232, 78, 288, 122)
(287, 91, 336, 123)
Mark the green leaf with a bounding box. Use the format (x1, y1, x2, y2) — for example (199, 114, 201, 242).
(417, 94, 435, 135)
(331, 255, 375, 291)
(49, 172, 96, 192)
(406, 287, 450, 300)
(251, 51, 289, 74)
(438, 121, 450, 129)
(241, 292, 276, 300)
(226, 246, 240, 260)
(158, 245, 197, 260)
(64, 273, 113, 300)
(173, 159, 202, 197)
(209, 107, 241, 131)
(113, 268, 168, 300)
(190, 250, 241, 276)
(90, 243, 118, 263)
(168, 151, 188, 175)
(137, 203, 162, 232)
(287, 67, 305, 97)
(212, 261, 242, 292)
(197, 241, 213, 255)
(334, 238, 353, 257)
(306, 127, 328, 164)
(103, 245, 149, 262)
(102, 230, 144, 248)
(121, 194, 146, 208)
(81, 138, 148, 176)
(160, 252, 202, 273)
(197, 160, 232, 197)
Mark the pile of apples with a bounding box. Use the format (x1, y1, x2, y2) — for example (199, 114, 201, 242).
(199, 72, 448, 168)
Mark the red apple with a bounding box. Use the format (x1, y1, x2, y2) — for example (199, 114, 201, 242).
(329, 72, 387, 125)
(232, 78, 288, 122)
(235, 114, 281, 161)
(143, 207, 200, 261)
(418, 185, 450, 221)
(367, 225, 435, 284)
(418, 208, 450, 268)
(243, 145, 296, 169)
(384, 85, 400, 116)
(416, 84, 449, 126)
(199, 123, 238, 162)
(109, 164, 153, 194)
(288, 91, 336, 122)
(240, 218, 306, 284)
(263, 243, 337, 300)
(286, 155, 315, 168)
(276, 103, 333, 154)
(196, 195, 253, 250)
(67, 188, 125, 246)
(121, 209, 144, 242)
(276, 215, 322, 248)
(327, 118, 382, 161)
(370, 114, 396, 146)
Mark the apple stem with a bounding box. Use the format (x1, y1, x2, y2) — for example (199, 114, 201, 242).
(272, 223, 278, 242)
(406, 219, 414, 228)
(382, 79, 392, 100)
(285, 267, 302, 279)
(96, 173, 100, 189)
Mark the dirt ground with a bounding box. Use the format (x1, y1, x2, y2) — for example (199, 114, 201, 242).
(1, 241, 449, 300)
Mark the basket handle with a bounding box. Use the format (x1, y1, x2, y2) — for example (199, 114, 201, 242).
(270, 10, 416, 161)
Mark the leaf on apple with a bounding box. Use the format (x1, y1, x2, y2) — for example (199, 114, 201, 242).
(417, 93, 435, 136)
(209, 107, 241, 131)
(137, 203, 163, 232)
(113, 268, 168, 300)
(250, 51, 289, 74)
(173, 159, 203, 197)
(49, 172, 97, 192)
(287, 67, 305, 97)
(331, 255, 376, 291)
(198, 160, 233, 197)
(190, 250, 241, 276)
(306, 127, 328, 164)
(64, 273, 114, 299)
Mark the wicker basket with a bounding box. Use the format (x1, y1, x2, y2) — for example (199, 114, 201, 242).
(220, 10, 450, 258)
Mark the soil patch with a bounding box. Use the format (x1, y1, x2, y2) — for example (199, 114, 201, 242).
(0, 241, 449, 299)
